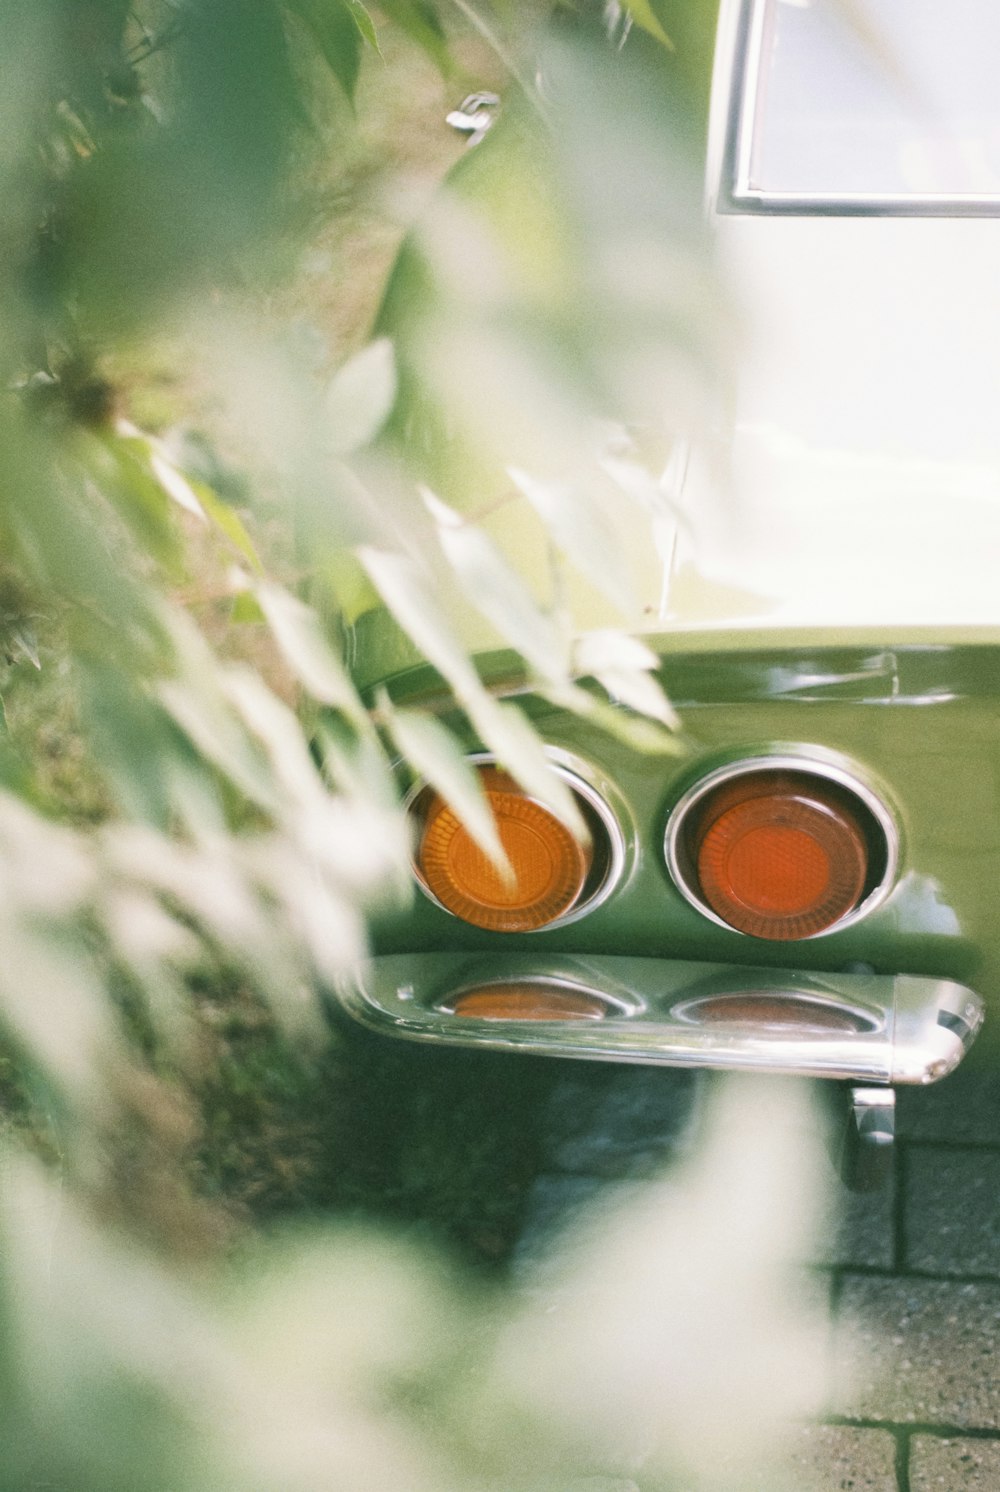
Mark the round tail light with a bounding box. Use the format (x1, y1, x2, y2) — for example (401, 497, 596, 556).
(666, 759, 895, 941)
(410, 761, 621, 932)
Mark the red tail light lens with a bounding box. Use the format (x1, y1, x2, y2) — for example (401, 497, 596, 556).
(670, 764, 890, 941)
(674, 990, 878, 1034)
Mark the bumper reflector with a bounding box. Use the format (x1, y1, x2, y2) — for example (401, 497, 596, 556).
(336, 953, 983, 1085)
(672, 990, 879, 1035)
(445, 981, 610, 1021)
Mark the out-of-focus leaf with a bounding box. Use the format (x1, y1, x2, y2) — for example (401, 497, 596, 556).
(345, 0, 381, 54)
(466, 691, 587, 838)
(573, 629, 658, 677)
(507, 466, 636, 617)
(193, 482, 264, 574)
(360, 545, 585, 835)
(359, 546, 480, 699)
(6, 624, 40, 670)
(601, 449, 684, 527)
(591, 664, 678, 728)
(378, 0, 450, 72)
(574, 629, 679, 730)
(222, 665, 329, 817)
(81, 430, 187, 578)
(544, 681, 682, 755)
(231, 588, 268, 624)
(149, 451, 208, 522)
(286, 0, 364, 103)
(316, 717, 399, 810)
(256, 581, 368, 727)
(622, 0, 675, 50)
(0, 909, 116, 1112)
(158, 614, 280, 812)
(422, 487, 570, 684)
(326, 338, 397, 456)
(377, 689, 509, 871)
(78, 659, 182, 829)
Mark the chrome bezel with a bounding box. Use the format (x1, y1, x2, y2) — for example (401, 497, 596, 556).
(336, 952, 983, 1084)
(407, 750, 628, 932)
(663, 751, 900, 940)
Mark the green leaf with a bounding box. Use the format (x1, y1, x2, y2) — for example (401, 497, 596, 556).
(285, 0, 364, 102)
(158, 613, 279, 812)
(325, 338, 397, 456)
(344, 0, 380, 54)
(193, 480, 264, 574)
(466, 692, 588, 839)
(81, 430, 187, 579)
(256, 582, 368, 727)
(574, 629, 680, 730)
(544, 682, 683, 755)
(378, 0, 449, 72)
(622, 1, 675, 51)
(507, 466, 637, 618)
(377, 691, 509, 871)
(359, 545, 585, 836)
(231, 589, 267, 624)
(421, 487, 570, 685)
(7, 625, 40, 671)
(78, 659, 178, 829)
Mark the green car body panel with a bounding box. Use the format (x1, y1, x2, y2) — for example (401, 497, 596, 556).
(340, 0, 1000, 1079)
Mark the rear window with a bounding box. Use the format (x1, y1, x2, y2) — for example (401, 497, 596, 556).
(730, 0, 1000, 207)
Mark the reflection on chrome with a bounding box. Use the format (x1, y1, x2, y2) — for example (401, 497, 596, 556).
(336, 952, 984, 1086)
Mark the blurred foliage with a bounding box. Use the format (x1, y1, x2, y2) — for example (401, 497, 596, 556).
(0, 1, 834, 1488)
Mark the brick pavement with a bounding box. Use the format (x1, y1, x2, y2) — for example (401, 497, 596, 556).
(510, 1061, 1000, 1491)
(341, 1020, 1000, 1489)
(822, 1067, 1000, 1491)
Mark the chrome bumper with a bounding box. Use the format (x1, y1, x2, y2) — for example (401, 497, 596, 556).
(335, 953, 984, 1085)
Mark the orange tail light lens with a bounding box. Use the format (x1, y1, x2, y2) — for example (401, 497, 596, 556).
(678, 768, 878, 940)
(445, 980, 610, 1020)
(414, 766, 593, 932)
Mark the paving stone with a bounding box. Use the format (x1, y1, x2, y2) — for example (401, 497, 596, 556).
(509, 1173, 654, 1275)
(670, 1427, 897, 1491)
(897, 1069, 1000, 1145)
(909, 1434, 1000, 1488)
(904, 1146, 1000, 1277)
(778, 1424, 897, 1492)
(816, 1165, 897, 1271)
(536, 1066, 703, 1179)
(831, 1275, 1000, 1428)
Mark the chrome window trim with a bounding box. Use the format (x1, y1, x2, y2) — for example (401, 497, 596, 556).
(663, 751, 900, 939)
(406, 749, 629, 932)
(718, 0, 1000, 219)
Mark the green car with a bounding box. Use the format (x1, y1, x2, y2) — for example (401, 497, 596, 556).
(332, 0, 1000, 1175)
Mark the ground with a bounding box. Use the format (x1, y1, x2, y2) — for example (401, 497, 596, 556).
(319, 1036, 1000, 1490)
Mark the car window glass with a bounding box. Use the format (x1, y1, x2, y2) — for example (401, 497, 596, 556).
(742, 0, 1000, 199)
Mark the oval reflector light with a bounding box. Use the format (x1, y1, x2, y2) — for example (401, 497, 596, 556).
(446, 981, 609, 1021)
(691, 772, 869, 939)
(416, 766, 591, 932)
(674, 991, 877, 1035)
